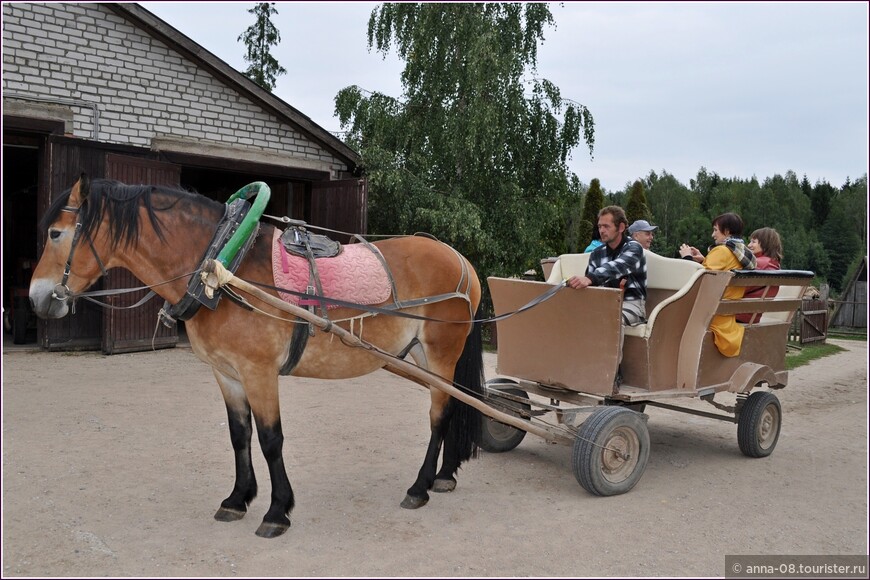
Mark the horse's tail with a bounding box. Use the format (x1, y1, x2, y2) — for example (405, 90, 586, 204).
(444, 306, 485, 463)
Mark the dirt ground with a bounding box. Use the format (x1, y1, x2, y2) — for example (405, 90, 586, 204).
(2, 338, 867, 577)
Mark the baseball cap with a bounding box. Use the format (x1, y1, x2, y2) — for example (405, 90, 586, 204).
(628, 219, 658, 235)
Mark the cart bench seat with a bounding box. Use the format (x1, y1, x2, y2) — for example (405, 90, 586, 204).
(545, 250, 704, 327)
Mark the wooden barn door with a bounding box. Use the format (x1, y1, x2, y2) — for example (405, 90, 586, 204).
(310, 178, 367, 243)
(39, 136, 107, 350)
(102, 154, 181, 354)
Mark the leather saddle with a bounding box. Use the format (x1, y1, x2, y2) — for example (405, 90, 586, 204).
(279, 226, 341, 259)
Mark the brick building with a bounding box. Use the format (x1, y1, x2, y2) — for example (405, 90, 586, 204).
(2, 3, 366, 351)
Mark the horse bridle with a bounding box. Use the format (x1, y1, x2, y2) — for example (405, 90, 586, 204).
(52, 204, 108, 303)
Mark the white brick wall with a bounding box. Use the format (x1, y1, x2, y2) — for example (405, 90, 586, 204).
(2, 3, 349, 176)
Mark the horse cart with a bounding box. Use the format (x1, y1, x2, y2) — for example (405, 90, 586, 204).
(482, 251, 814, 496)
(31, 176, 814, 536)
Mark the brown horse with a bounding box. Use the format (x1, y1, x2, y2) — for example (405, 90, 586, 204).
(29, 175, 484, 538)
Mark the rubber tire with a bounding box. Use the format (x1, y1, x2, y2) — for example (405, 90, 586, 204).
(573, 406, 650, 496)
(737, 391, 782, 458)
(13, 301, 28, 344)
(479, 380, 530, 453)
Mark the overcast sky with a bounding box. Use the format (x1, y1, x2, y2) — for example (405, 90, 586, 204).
(140, 1, 868, 192)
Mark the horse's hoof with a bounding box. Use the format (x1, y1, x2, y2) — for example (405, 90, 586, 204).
(400, 494, 429, 509)
(432, 478, 456, 493)
(214, 507, 246, 522)
(255, 521, 290, 538)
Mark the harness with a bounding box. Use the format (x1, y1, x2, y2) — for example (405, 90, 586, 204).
(278, 224, 341, 336)
(52, 206, 109, 308)
(51, 182, 564, 361)
(158, 198, 258, 326)
(158, 182, 270, 327)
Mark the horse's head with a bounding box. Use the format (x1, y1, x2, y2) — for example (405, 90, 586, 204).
(29, 174, 109, 319)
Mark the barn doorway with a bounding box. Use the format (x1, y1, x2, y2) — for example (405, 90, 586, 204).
(3, 137, 41, 344)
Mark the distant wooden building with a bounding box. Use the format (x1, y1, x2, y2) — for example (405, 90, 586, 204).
(3, 3, 366, 352)
(830, 256, 868, 330)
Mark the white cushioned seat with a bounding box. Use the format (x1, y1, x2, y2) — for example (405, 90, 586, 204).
(545, 253, 591, 284)
(545, 250, 705, 339)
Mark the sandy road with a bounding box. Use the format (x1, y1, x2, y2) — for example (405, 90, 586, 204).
(1, 339, 867, 577)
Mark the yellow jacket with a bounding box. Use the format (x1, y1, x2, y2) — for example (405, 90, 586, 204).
(704, 245, 746, 357)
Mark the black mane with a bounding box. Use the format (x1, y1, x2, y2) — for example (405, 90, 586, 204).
(40, 179, 224, 249)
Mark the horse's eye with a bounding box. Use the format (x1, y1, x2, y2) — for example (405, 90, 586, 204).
(49, 229, 62, 240)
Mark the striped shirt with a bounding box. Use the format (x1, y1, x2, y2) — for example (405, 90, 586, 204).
(585, 235, 647, 301)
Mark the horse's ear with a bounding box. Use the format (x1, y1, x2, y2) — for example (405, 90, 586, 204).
(79, 173, 90, 201)
(69, 173, 90, 206)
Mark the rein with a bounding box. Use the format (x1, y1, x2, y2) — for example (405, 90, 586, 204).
(235, 274, 567, 326)
(52, 199, 563, 326)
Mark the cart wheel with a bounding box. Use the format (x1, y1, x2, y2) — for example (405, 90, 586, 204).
(479, 379, 530, 453)
(13, 301, 28, 345)
(573, 406, 650, 496)
(737, 391, 781, 458)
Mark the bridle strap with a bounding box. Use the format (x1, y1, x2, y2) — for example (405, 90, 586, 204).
(53, 205, 109, 302)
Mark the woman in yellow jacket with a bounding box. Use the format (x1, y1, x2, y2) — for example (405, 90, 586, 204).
(679, 213, 757, 357)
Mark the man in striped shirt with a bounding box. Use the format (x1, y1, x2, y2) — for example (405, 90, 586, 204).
(567, 205, 648, 326)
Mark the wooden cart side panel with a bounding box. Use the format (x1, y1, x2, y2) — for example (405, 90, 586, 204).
(489, 277, 622, 395)
(696, 273, 808, 390)
(697, 322, 791, 388)
(622, 284, 698, 390)
(675, 271, 733, 390)
(621, 271, 730, 392)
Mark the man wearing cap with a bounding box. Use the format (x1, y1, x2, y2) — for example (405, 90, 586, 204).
(628, 219, 658, 251)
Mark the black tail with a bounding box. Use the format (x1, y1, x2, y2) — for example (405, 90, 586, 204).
(443, 307, 485, 463)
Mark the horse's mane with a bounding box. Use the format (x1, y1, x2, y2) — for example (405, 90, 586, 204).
(40, 179, 224, 249)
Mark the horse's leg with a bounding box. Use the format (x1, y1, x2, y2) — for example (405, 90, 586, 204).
(401, 387, 451, 509)
(212, 370, 257, 523)
(432, 397, 462, 493)
(243, 369, 295, 538)
(431, 316, 485, 495)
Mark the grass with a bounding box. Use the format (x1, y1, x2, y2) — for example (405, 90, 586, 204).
(826, 330, 867, 341)
(785, 341, 847, 370)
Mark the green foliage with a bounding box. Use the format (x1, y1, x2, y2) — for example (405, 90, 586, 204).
(335, 3, 595, 305)
(689, 167, 721, 214)
(673, 212, 712, 257)
(579, 178, 604, 249)
(644, 170, 694, 255)
(820, 202, 862, 292)
(639, 167, 864, 287)
(548, 175, 585, 255)
(238, 3, 287, 91)
(625, 180, 650, 224)
(837, 175, 868, 247)
(810, 180, 836, 228)
(330, 4, 863, 299)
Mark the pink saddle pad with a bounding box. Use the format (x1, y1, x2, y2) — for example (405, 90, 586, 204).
(271, 228, 391, 309)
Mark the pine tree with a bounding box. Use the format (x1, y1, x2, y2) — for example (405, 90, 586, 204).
(819, 203, 861, 292)
(810, 180, 836, 229)
(238, 3, 287, 91)
(625, 180, 650, 224)
(579, 178, 605, 248)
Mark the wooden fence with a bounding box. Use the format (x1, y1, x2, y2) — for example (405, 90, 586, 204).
(789, 298, 829, 344)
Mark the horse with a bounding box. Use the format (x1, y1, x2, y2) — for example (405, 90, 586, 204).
(29, 175, 485, 538)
